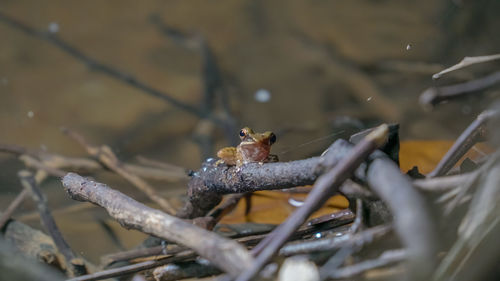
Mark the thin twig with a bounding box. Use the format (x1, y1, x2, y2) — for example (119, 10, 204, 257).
(0, 143, 188, 182)
(207, 193, 247, 223)
(19, 170, 86, 277)
(0, 188, 29, 230)
(136, 155, 187, 175)
(0, 11, 203, 118)
(432, 54, 500, 79)
(280, 224, 392, 256)
(420, 71, 500, 108)
(62, 128, 177, 214)
(61, 173, 254, 278)
(153, 259, 222, 281)
(326, 249, 407, 279)
(101, 244, 185, 267)
(68, 251, 196, 281)
(412, 172, 477, 192)
(235, 124, 389, 281)
(18, 155, 67, 178)
(428, 109, 498, 178)
(349, 198, 363, 233)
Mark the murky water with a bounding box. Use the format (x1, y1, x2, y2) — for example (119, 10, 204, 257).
(1, 0, 499, 262)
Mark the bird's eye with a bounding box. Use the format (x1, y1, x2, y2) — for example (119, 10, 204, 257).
(239, 129, 246, 137)
(269, 133, 276, 145)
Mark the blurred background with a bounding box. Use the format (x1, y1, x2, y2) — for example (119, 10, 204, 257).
(1, 0, 499, 262)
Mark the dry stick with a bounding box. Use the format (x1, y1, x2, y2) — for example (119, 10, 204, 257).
(61, 173, 253, 278)
(235, 124, 389, 281)
(68, 251, 196, 281)
(0, 11, 202, 118)
(62, 128, 176, 214)
(0, 188, 29, 230)
(419, 71, 500, 108)
(412, 172, 476, 192)
(0, 143, 188, 182)
(326, 249, 407, 279)
(18, 170, 86, 277)
(427, 110, 498, 178)
(19, 155, 67, 178)
(39, 153, 187, 181)
(432, 54, 500, 79)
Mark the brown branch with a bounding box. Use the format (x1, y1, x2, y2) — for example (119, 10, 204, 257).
(61, 173, 253, 278)
(235, 124, 389, 281)
(428, 109, 498, 178)
(18, 170, 87, 277)
(153, 259, 222, 281)
(62, 128, 177, 214)
(179, 124, 400, 219)
(1, 143, 188, 182)
(0, 11, 203, 118)
(178, 156, 322, 218)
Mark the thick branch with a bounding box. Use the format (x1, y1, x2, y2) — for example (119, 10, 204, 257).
(61, 173, 253, 278)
